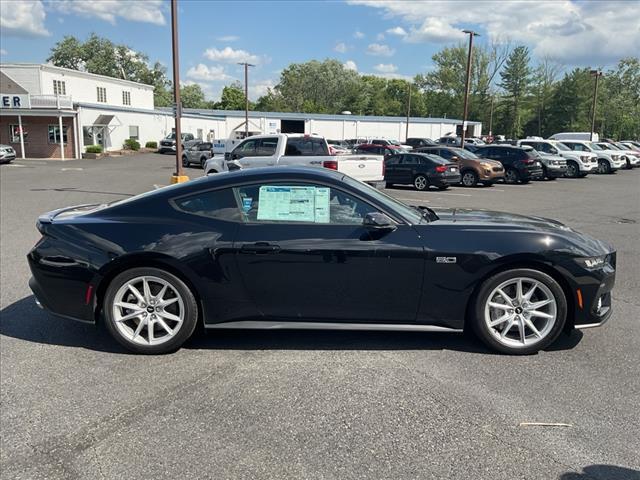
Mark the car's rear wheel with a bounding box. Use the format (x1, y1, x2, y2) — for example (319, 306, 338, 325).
(104, 267, 198, 354)
(414, 174, 428, 191)
(461, 170, 479, 187)
(182, 156, 189, 167)
(504, 168, 519, 184)
(565, 161, 579, 178)
(200, 157, 207, 169)
(598, 159, 611, 174)
(472, 269, 567, 354)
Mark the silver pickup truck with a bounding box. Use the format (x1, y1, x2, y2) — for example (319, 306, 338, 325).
(182, 141, 215, 169)
(205, 134, 384, 186)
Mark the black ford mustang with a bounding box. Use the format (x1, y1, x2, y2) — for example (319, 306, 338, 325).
(28, 167, 616, 355)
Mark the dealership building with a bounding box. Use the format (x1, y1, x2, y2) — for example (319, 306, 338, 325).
(1, 63, 482, 159)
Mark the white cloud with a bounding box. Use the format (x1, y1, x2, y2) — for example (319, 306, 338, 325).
(386, 26, 407, 36)
(217, 35, 239, 42)
(349, 0, 640, 65)
(0, 0, 49, 37)
(0, 49, 7, 56)
(371, 72, 413, 80)
(249, 79, 275, 100)
(373, 63, 398, 73)
(186, 64, 232, 82)
(344, 60, 358, 71)
(204, 46, 261, 64)
(366, 43, 395, 57)
(334, 42, 348, 53)
(353, 30, 365, 39)
(54, 0, 166, 26)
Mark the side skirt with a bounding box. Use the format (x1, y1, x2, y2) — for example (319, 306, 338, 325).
(206, 320, 463, 333)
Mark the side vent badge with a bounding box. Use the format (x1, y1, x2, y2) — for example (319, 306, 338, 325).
(436, 257, 457, 264)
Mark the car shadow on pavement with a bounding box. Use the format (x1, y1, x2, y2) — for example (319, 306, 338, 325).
(2, 295, 586, 355)
(559, 464, 640, 480)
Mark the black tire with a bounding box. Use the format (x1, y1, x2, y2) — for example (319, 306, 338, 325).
(504, 168, 519, 184)
(597, 159, 611, 174)
(437, 185, 449, 190)
(104, 267, 198, 354)
(200, 157, 207, 169)
(565, 161, 579, 178)
(471, 268, 567, 355)
(182, 156, 189, 167)
(413, 174, 429, 191)
(461, 170, 479, 187)
(541, 166, 549, 180)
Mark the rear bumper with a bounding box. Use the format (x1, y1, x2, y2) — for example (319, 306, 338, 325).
(520, 168, 544, 180)
(432, 174, 461, 186)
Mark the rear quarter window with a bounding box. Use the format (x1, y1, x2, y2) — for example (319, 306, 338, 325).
(172, 188, 242, 222)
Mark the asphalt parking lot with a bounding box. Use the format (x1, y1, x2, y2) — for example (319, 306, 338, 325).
(1, 153, 639, 480)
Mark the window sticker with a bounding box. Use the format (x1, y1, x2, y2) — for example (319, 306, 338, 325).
(242, 197, 253, 213)
(257, 186, 330, 223)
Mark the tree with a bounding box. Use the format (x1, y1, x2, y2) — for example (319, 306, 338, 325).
(217, 82, 248, 110)
(47, 33, 171, 107)
(524, 58, 560, 137)
(498, 46, 531, 138)
(180, 84, 207, 109)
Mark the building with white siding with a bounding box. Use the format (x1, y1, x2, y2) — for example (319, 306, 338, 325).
(1, 63, 481, 159)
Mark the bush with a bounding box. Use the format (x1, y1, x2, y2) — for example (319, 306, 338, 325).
(123, 138, 141, 151)
(145, 141, 158, 149)
(85, 145, 103, 154)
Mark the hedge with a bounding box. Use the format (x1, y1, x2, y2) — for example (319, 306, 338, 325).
(123, 138, 141, 151)
(145, 141, 158, 149)
(85, 145, 103, 154)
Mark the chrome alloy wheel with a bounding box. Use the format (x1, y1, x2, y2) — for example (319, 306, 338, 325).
(462, 171, 477, 187)
(414, 175, 428, 190)
(112, 276, 185, 346)
(484, 277, 557, 348)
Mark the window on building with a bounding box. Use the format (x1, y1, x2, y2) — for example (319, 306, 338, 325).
(197, 128, 203, 140)
(53, 80, 66, 96)
(9, 124, 28, 143)
(48, 125, 68, 145)
(122, 91, 131, 106)
(97, 87, 107, 103)
(129, 126, 139, 140)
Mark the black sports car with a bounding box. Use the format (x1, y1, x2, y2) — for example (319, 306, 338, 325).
(28, 167, 616, 355)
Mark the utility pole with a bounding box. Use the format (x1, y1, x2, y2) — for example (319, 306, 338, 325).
(461, 29, 479, 147)
(590, 70, 603, 141)
(238, 62, 255, 137)
(489, 95, 494, 139)
(170, 0, 187, 183)
(405, 82, 412, 142)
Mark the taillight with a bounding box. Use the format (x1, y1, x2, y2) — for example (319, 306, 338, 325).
(523, 157, 534, 164)
(323, 160, 338, 170)
(435, 165, 448, 173)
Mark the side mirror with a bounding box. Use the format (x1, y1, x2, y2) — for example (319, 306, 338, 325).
(363, 212, 396, 230)
(451, 156, 459, 161)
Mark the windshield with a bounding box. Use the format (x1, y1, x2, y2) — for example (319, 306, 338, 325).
(554, 142, 570, 151)
(603, 143, 620, 150)
(590, 142, 604, 150)
(342, 176, 426, 224)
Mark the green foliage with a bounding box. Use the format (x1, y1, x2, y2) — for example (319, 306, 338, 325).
(216, 82, 249, 110)
(145, 141, 158, 149)
(497, 46, 531, 138)
(85, 145, 103, 154)
(180, 84, 207, 109)
(123, 139, 140, 151)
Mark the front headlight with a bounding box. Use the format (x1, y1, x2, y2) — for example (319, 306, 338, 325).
(575, 255, 608, 269)
(611, 155, 618, 160)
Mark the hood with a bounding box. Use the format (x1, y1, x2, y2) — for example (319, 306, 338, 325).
(429, 208, 613, 256)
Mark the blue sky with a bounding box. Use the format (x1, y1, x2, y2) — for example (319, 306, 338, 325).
(1, 1, 638, 100)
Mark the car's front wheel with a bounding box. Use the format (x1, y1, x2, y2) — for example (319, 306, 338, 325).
(182, 156, 189, 167)
(504, 168, 519, 184)
(472, 269, 567, 354)
(565, 161, 579, 178)
(104, 267, 198, 354)
(200, 157, 207, 169)
(598, 159, 611, 174)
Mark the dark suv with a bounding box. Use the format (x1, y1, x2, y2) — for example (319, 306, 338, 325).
(473, 145, 543, 184)
(406, 138, 437, 149)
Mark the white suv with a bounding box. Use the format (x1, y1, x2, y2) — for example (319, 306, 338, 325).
(519, 139, 597, 178)
(559, 140, 625, 174)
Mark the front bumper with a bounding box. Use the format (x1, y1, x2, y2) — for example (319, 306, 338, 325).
(545, 165, 568, 177)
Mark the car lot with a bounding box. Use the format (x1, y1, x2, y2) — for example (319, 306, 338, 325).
(1, 154, 639, 479)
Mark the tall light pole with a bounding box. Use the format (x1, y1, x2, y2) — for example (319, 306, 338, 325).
(238, 62, 255, 137)
(590, 69, 603, 141)
(461, 29, 479, 147)
(170, 0, 187, 183)
(405, 82, 412, 142)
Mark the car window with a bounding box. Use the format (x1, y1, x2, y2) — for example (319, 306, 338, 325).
(438, 149, 453, 159)
(285, 137, 330, 156)
(235, 183, 379, 225)
(385, 154, 401, 165)
(372, 140, 384, 145)
(234, 139, 258, 157)
(199, 143, 212, 151)
(172, 188, 242, 222)
(257, 137, 278, 156)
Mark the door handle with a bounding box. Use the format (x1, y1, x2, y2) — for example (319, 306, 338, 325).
(240, 242, 281, 254)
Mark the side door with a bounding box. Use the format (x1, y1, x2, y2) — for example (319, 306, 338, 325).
(230, 138, 259, 167)
(232, 181, 425, 322)
(280, 136, 329, 167)
(384, 154, 402, 182)
(397, 154, 418, 183)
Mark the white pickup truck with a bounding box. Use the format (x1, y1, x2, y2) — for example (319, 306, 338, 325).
(205, 134, 384, 186)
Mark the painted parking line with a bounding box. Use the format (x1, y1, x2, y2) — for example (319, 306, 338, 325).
(60, 167, 84, 171)
(4, 163, 27, 168)
(439, 192, 472, 197)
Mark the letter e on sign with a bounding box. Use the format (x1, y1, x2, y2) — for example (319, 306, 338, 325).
(1, 97, 8, 107)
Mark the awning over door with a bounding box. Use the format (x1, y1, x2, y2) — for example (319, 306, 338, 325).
(93, 114, 115, 126)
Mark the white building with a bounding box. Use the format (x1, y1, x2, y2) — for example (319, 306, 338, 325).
(1, 63, 482, 159)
